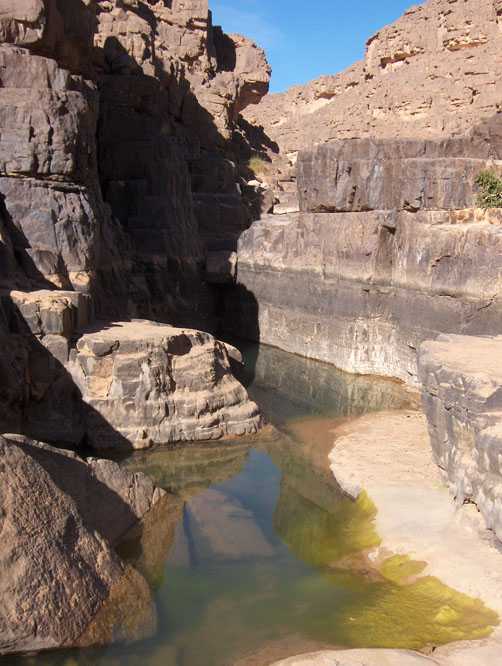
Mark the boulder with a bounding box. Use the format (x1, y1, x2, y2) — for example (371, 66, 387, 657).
(0, 434, 164, 655)
(68, 320, 261, 450)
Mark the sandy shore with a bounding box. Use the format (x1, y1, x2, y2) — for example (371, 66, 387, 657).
(272, 410, 502, 666)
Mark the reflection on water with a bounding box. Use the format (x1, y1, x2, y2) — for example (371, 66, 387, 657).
(8, 343, 497, 666)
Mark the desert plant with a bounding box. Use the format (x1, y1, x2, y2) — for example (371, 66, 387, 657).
(248, 155, 270, 177)
(475, 170, 502, 209)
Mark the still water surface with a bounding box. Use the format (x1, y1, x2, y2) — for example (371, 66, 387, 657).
(10, 344, 497, 666)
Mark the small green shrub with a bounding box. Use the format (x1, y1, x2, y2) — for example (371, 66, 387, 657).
(248, 155, 270, 177)
(475, 170, 502, 209)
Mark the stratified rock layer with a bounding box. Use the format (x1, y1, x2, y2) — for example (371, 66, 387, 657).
(419, 334, 502, 542)
(0, 0, 269, 446)
(226, 208, 502, 384)
(0, 435, 164, 655)
(226, 1, 502, 385)
(244, 0, 502, 158)
(68, 320, 261, 450)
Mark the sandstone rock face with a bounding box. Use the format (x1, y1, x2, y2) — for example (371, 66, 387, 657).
(240, 0, 502, 219)
(0, 289, 91, 440)
(419, 335, 502, 542)
(227, 0, 502, 384)
(0, 0, 270, 323)
(244, 0, 502, 158)
(0, 0, 268, 444)
(226, 210, 502, 384)
(1, 286, 261, 450)
(0, 434, 164, 655)
(0, 0, 267, 658)
(297, 138, 497, 214)
(0, 0, 46, 47)
(68, 320, 261, 450)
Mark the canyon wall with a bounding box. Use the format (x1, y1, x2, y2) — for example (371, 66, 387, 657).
(0, 0, 269, 447)
(224, 0, 502, 546)
(228, 0, 502, 385)
(0, 1, 266, 655)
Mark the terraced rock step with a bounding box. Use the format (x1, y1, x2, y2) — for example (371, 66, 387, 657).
(69, 320, 261, 450)
(419, 334, 502, 541)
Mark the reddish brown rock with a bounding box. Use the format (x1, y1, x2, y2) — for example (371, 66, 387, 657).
(0, 435, 164, 655)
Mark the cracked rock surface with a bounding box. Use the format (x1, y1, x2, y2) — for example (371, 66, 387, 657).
(0, 434, 164, 654)
(68, 320, 261, 450)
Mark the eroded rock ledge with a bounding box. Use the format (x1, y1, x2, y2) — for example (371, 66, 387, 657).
(69, 320, 261, 450)
(419, 334, 502, 542)
(226, 203, 502, 384)
(2, 288, 260, 450)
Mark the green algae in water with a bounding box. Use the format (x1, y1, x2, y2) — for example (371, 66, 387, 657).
(380, 554, 428, 585)
(275, 486, 381, 567)
(317, 570, 499, 650)
(19, 448, 495, 666)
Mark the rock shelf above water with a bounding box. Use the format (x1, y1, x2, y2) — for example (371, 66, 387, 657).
(419, 334, 502, 542)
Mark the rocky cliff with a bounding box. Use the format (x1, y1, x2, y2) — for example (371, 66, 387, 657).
(0, 0, 270, 320)
(243, 0, 502, 161)
(0, 0, 269, 448)
(227, 0, 502, 386)
(0, 2, 268, 656)
(219, 0, 502, 551)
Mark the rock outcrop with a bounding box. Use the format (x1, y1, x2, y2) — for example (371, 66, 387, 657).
(226, 0, 502, 385)
(0, 5, 269, 654)
(68, 320, 261, 450)
(225, 206, 502, 384)
(0, 434, 166, 654)
(0, 0, 269, 447)
(0, 0, 270, 322)
(243, 0, 502, 161)
(419, 335, 502, 542)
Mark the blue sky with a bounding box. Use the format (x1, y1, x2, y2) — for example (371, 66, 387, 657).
(211, 1, 417, 93)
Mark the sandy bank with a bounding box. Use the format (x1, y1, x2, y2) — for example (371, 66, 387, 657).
(272, 410, 502, 666)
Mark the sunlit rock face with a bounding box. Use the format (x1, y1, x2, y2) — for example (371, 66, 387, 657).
(419, 334, 502, 542)
(68, 320, 261, 450)
(244, 0, 502, 161)
(225, 0, 502, 385)
(0, 435, 164, 655)
(226, 206, 502, 384)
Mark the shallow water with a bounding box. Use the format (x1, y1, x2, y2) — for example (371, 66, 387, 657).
(10, 343, 497, 666)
